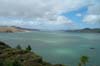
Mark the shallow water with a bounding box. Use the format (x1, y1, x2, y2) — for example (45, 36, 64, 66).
(0, 31, 100, 66)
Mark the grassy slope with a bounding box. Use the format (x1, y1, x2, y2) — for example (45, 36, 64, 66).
(0, 41, 65, 66)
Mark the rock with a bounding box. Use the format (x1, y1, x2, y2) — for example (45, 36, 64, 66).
(90, 47, 95, 50)
(0, 41, 10, 50)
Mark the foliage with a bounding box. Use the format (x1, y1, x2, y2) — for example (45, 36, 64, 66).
(16, 45, 22, 50)
(4, 59, 13, 66)
(80, 56, 89, 66)
(0, 61, 4, 66)
(12, 59, 22, 66)
(26, 45, 32, 52)
(78, 63, 81, 66)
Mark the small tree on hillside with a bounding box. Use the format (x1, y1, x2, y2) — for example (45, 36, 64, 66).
(80, 56, 89, 66)
(16, 45, 22, 50)
(26, 45, 32, 52)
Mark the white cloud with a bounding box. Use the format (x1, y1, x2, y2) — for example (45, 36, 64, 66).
(76, 13, 82, 17)
(0, 15, 75, 30)
(87, 0, 100, 15)
(83, 15, 100, 24)
(83, 1, 100, 24)
(0, 0, 98, 29)
(0, 0, 87, 18)
(36, 15, 73, 25)
(0, 0, 88, 19)
(88, 4, 100, 15)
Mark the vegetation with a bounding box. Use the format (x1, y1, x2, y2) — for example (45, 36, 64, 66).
(0, 41, 66, 66)
(78, 56, 89, 66)
(0, 60, 4, 66)
(12, 59, 22, 66)
(16, 45, 22, 50)
(78, 63, 81, 66)
(66, 28, 100, 33)
(26, 45, 32, 52)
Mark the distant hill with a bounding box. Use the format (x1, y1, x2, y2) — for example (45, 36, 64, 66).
(11, 26, 40, 31)
(0, 26, 32, 33)
(0, 26, 41, 33)
(66, 28, 100, 33)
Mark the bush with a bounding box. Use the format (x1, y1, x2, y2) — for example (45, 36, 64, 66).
(26, 45, 32, 52)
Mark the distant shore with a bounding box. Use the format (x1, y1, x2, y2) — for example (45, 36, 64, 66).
(0, 26, 31, 33)
(65, 28, 100, 33)
(0, 26, 100, 33)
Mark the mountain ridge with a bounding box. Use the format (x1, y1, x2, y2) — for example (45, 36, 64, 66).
(0, 26, 36, 33)
(65, 28, 100, 33)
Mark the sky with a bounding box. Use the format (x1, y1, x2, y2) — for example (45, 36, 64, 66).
(0, 0, 100, 30)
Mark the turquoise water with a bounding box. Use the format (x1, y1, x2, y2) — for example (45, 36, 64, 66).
(0, 32, 100, 66)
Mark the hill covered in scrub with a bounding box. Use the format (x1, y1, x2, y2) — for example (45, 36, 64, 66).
(66, 28, 100, 33)
(0, 41, 65, 66)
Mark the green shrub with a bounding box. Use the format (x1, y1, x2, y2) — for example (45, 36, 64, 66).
(26, 45, 32, 52)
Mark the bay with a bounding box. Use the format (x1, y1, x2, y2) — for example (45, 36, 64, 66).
(0, 31, 100, 66)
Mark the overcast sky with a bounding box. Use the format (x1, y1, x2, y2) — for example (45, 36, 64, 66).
(0, 0, 100, 30)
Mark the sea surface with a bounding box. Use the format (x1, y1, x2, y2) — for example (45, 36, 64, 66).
(0, 31, 100, 66)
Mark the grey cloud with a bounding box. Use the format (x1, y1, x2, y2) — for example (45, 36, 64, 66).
(0, 0, 88, 19)
(83, 2, 100, 24)
(0, 0, 93, 29)
(0, 0, 51, 18)
(88, 4, 100, 15)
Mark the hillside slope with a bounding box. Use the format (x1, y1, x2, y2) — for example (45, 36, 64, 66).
(0, 26, 30, 33)
(0, 41, 65, 66)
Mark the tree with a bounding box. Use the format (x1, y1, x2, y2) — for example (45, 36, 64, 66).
(80, 56, 89, 66)
(26, 45, 32, 52)
(16, 45, 22, 50)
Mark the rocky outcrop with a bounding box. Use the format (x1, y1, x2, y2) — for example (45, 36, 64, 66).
(0, 41, 66, 66)
(0, 41, 10, 50)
